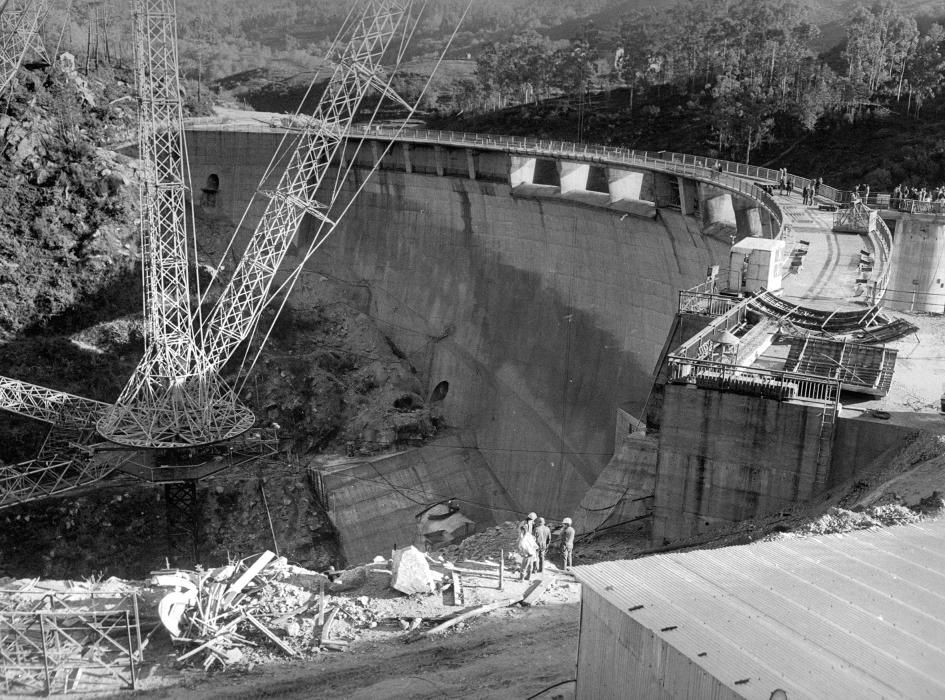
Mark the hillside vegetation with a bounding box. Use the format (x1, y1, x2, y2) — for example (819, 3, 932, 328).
(0, 62, 138, 338)
(176, 0, 945, 190)
(419, 0, 945, 191)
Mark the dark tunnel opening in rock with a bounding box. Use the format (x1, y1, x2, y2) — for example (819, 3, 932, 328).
(393, 392, 424, 410)
(429, 380, 449, 403)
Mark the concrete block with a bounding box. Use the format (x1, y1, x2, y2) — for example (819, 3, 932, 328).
(702, 193, 736, 227)
(734, 206, 763, 238)
(391, 546, 435, 595)
(606, 168, 644, 202)
(651, 385, 826, 543)
(558, 161, 590, 193)
(509, 156, 537, 189)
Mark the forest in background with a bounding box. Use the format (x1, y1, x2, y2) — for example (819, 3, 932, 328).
(39, 0, 621, 87)
(467, 0, 945, 165)
(31, 0, 945, 183)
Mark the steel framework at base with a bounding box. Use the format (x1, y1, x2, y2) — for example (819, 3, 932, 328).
(165, 480, 199, 567)
(0, 589, 141, 696)
(0, 426, 120, 510)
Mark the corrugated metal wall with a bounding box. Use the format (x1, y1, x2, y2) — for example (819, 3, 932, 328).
(576, 586, 738, 699)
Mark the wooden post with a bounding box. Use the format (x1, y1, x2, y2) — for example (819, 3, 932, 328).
(498, 549, 504, 590)
(318, 580, 326, 626)
(103, 4, 111, 66)
(85, 21, 92, 74)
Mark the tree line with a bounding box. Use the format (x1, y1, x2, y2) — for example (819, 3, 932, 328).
(470, 0, 945, 163)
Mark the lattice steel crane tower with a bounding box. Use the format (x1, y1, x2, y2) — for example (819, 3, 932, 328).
(0, 0, 48, 95)
(97, 0, 418, 449)
(0, 0, 438, 515)
(95, 0, 256, 450)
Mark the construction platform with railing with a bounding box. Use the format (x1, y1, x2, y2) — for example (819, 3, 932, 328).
(642, 270, 918, 542)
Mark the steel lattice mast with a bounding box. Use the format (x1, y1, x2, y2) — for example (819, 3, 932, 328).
(0, 378, 125, 507)
(0, 0, 48, 95)
(101, 0, 415, 448)
(96, 0, 253, 448)
(0, 0, 453, 510)
(200, 0, 414, 370)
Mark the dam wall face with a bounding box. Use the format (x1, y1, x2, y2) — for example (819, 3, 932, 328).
(652, 384, 825, 543)
(884, 213, 945, 312)
(186, 130, 730, 517)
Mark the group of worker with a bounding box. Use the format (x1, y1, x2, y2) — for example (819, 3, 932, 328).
(516, 512, 575, 581)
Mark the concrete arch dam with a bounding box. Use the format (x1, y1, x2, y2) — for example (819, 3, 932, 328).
(186, 126, 765, 553)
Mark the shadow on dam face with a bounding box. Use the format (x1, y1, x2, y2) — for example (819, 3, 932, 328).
(446, 220, 641, 511)
(303, 174, 658, 516)
(184, 130, 726, 520)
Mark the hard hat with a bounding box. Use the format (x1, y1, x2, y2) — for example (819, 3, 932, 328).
(527, 512, 537, 520)
(562, 517, 572, 525)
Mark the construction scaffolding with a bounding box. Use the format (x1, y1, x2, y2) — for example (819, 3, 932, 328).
(0, 588, 142, 696)
(832, 200, 877, 234)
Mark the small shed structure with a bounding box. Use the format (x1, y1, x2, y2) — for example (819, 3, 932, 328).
(728, 237, 785, 293)
(571, 519, 945, 699)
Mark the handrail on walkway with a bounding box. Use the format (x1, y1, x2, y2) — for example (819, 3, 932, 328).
(183, 114, 903, 303)
(667, 357, 840, 406)
(669, 293, 757, 363)
(678, 290, 739, 317)
(183, 115, 787, 237)
(346, 124, 785, 234)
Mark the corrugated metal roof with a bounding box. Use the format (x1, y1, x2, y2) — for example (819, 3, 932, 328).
(573, 519, 945, 699)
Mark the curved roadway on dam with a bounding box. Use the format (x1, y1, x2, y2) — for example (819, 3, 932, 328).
(184, 114, 884, 527)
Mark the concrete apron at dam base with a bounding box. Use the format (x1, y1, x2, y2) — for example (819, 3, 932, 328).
(184, 123, 941, 556)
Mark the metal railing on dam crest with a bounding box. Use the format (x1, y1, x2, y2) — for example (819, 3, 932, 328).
(184, 114, 898, 305)
(184, 115, 786, 241)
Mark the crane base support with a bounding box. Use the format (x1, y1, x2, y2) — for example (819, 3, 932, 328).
(165, 480, 199, 567)
(97, 374, 256, 449)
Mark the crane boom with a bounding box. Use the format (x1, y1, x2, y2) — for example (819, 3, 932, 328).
(0, 425, 130, 510)
(200, 0, 414, 370)
(0, 378, 122, 509)
(0, 376, 108, 426)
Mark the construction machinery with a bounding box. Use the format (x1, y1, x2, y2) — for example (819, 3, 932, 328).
(0, 0, 454, 559)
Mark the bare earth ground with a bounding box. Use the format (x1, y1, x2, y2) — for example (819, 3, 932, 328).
(45, 427, 943, 700)
(18, 430, 945, 700)
(18, 405, 945, 700)
(128, 603, 579, 700)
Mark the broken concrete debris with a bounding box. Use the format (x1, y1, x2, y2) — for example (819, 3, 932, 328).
(145, 541, 576, 672)
(153, 550, 329, 669)
(390, 545, 440, 595)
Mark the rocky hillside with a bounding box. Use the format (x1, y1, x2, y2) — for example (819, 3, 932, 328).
(0, 58, 138, 340)
(0, 60, 442, 579)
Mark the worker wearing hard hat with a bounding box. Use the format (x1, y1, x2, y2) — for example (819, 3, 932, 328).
(518, 511, 537, 537)
(559, 517, 575, 571)
(533, 517, 551, 572)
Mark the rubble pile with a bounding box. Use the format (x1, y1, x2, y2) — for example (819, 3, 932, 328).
(151, 547, 469, 671)
(438, 521, 523, 562)
(800, 504, 921, 536)
(153, 550, 339, 669)
(145, 541, 581, 674)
